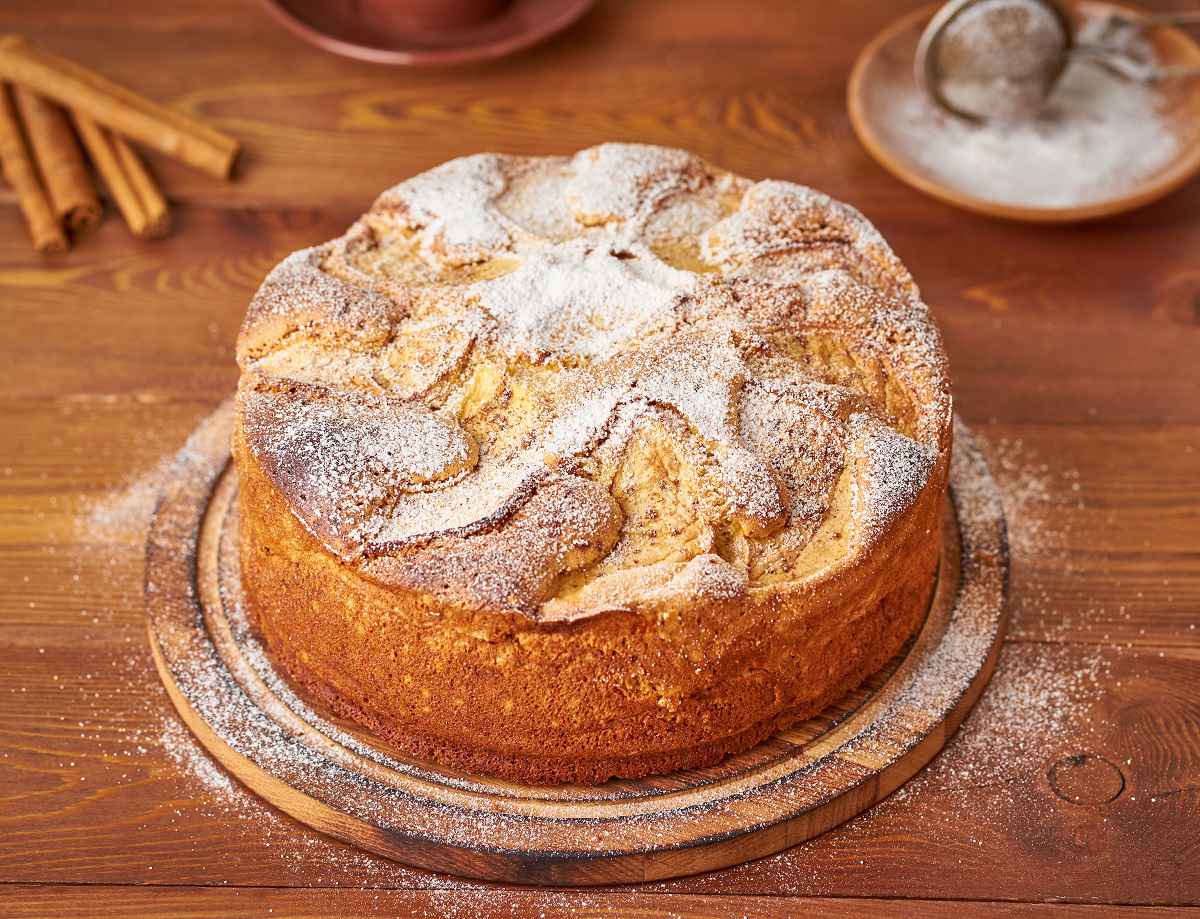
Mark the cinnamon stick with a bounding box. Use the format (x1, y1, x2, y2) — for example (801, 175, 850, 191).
(13, 86, 100, 231)
(73, 112, 169, 239)
(0, 82, 66, 254)
(112, 132, 169, 238)
(0, 34, 238, 179)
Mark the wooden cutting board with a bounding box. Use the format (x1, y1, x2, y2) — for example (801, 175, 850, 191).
(146, 401, 1008, 885)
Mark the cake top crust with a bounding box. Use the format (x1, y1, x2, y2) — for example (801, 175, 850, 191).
(236, 144, 951, 621)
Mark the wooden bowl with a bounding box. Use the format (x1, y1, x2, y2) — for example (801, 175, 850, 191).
(259, 0, 594, 66)
(848, 1, 1200, 222)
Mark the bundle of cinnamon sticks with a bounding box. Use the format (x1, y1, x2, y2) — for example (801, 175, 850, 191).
(0, 35, 239, 253)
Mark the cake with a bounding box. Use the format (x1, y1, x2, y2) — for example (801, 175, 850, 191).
(233, 143, 952, 785)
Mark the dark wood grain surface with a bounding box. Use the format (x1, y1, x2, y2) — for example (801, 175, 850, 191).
(1, 0, 1197, 915)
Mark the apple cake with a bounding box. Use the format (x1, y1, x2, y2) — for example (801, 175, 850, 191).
(233, 143, 952, 785)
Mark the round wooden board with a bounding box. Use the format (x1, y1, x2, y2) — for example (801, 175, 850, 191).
(847, 1, 1200, 223)
(147, 400, 1009, 885)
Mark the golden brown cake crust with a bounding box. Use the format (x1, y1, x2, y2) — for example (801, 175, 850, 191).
(233, 144, 952, 785)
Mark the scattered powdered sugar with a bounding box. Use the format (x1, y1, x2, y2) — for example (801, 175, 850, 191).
(985, 434, 1085, 641)
(988, 434, 1072, 557)
(938, 642, 1110, 791)
(800, 641, 1115, 877)
(160, 711, 236, 796)
(81, 465, 167, 546)
(883, 13, 1180, 207)
(72, 414, 226, 645)
(52, 427, 468, 890)
(157, 712, 484, 890)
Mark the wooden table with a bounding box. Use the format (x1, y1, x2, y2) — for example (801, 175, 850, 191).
(2, 1, 1197, 915)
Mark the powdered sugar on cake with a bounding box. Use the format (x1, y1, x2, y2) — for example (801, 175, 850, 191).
(468, 238, 695, 360)
(565, 143, 706, 229)
(375, 154, 512, 265)
(852, 414, 938, 544)
(236, 143, 951, 615)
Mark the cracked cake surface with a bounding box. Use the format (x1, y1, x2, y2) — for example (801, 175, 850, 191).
(234, 143, 952, 784)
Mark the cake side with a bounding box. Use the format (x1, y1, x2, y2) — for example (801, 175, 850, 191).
(232, 143, 952, 784)
(235, 415, 943, 784)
